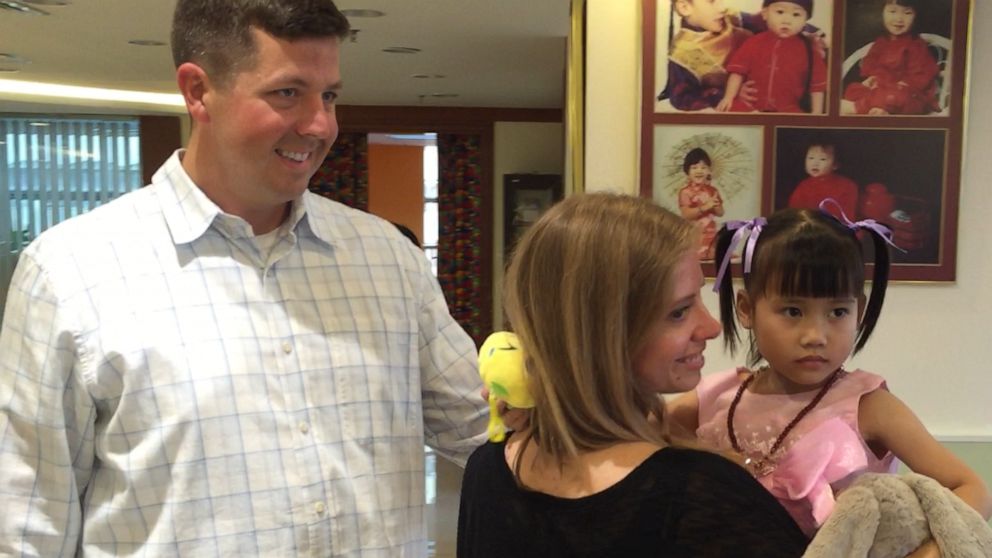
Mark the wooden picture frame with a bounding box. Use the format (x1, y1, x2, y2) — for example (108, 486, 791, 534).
(640, 0, 972, 281)
(503, 173, 563, 261)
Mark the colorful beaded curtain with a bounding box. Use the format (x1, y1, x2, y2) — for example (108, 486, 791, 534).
(308, 132, 369, 210)
(437, 133, 484, 346)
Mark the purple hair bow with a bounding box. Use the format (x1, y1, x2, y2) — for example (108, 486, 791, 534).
(712, 217, 767, 293)
(818, 199, 905, 252)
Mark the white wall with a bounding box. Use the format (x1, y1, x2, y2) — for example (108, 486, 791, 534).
(585, 0, 991, 440)
(492, 121, 566, 329)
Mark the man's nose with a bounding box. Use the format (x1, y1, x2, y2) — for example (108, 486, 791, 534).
(298, 97, 335, 139)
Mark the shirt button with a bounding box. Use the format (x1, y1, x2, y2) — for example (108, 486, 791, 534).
(299, 422, 310, 434)
(314, 502, 326, 515)
(282, 342, 292, 354)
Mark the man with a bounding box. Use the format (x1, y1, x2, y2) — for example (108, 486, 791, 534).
(0, 0, 489, 555)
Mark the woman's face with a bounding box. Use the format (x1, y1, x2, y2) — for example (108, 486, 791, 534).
(631, 250, 721, 393)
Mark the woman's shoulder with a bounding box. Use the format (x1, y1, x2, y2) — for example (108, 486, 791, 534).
(656, 446, 757, 484)
(653, 448, 811, 553)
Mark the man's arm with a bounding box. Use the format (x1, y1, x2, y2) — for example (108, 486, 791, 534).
(414, 252, 489, 467)
(0, 250, 95, 556)
(664, 62, 726, 111)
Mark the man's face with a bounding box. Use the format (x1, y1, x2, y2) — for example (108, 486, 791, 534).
(202, 28, 341, 219)
(677, 0, 728, 34)
(762, 2, 808, 38)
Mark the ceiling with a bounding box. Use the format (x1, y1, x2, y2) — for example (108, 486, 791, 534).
(0, 0, 570, 114)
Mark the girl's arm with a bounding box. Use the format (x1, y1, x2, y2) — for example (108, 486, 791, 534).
(678, 189, 705, 221)
(859, 389, 992, 518)
(711, 188, 725, 217)
(716, 73, 744, 112)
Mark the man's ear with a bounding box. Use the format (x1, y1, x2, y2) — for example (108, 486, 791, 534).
(674, 0, 692, 18)
(176, 62, 211, 124)
(736, 290, 754, 329)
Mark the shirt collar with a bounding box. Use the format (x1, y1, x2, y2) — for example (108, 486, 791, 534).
(155, 149, 337, 247)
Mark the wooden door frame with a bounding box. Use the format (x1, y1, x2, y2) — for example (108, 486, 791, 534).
(338, 105, 561, 337)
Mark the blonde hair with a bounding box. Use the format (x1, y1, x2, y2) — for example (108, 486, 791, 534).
(503, 192, 696, 474)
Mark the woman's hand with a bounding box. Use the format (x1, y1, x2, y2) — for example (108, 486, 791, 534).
(480, 387, 530, 432)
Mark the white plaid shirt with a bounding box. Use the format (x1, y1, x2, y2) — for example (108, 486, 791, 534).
(0, 151, 489, 557)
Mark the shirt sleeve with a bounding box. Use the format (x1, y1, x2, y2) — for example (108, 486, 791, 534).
(725, 36, 754, 76)
(0, 250, 96, 557)
(860, 39, 887, 82)
(904, 38, 940, 91)
(811, 43, 828, 92)
(415, 249, 488, 467)
(666, 62, 725, 111)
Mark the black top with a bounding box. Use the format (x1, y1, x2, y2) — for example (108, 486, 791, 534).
(457, 441, 809, 558)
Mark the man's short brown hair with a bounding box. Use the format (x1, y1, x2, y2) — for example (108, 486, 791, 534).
(171, 0, 350, 86)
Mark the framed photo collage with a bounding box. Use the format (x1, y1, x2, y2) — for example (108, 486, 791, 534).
(640, 0, 973, 281)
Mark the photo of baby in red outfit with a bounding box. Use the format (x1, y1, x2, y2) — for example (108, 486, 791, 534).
(773, 128, 945, 265)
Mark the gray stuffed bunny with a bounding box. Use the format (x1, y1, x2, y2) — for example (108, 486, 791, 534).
(803, 472, 992, 558)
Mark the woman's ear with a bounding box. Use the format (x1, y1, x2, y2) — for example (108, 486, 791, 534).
(176, 62, 211, 124)
(736, 290, 754, 329)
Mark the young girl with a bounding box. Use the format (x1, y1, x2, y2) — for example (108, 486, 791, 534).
(669, 203, 991, 550)
(678, 147, 725, 260)
(458, 193, 809, 557)
(843, 0, 940, 115)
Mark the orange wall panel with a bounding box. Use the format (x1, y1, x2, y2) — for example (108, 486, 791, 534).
(368, 144, 425, 244)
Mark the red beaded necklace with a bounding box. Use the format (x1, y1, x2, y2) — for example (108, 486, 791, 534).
(726, 368, 843, 477)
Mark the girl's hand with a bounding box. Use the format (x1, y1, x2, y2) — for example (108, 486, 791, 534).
(859, 389, 992, 519)
(905, 539, 941, 558)
(715, 97, 732, 112)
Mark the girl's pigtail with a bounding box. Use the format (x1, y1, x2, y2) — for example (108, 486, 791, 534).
(816, 198, 899, 353)
(712, 218, 767, 355)
(854, 226, 892, 352)
(713, 224, 741, 354)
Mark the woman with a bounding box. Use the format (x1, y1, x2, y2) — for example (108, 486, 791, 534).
(457, 193, 808, 557)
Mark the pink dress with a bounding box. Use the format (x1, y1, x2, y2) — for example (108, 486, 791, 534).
(695, 368, 897, 536)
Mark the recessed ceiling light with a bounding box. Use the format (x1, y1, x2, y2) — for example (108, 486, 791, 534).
(340, 9, 384, 18)
(0, 1, 49, 14)
(29, 122, 50, 127)
(128, 39, 167, 47)
(382, 47, 420, 54)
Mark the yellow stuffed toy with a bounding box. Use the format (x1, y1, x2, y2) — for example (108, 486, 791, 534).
(478, 331, 535, 442)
